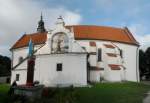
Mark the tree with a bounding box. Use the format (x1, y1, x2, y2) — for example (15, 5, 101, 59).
(0, 55, 11, 76)
(143, 47, 150, 79)
(139, 49, 147, 77)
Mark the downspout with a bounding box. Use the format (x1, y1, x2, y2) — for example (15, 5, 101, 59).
(136, 47, 140, 82)
(11, 50, 14, 84)
(11, 50, 14, 70)
(87, 54, 90, 83)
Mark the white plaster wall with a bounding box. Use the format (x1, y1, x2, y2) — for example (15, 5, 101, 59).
(34, 54, 87, 87)
(11, 43, 51, 84)
(12, 47, 28, 68)
(120, 67, 126, 81)
(114, 43, 139, 82)
(97, 62, 104, 68)
(105, 69, 121, 82)
(90, 70, 101, 82)
(76, 40, 139, 82)
(11, 70, 27, 84)
(71, 41, 85, 52)
(105, 48, 116, 54)
(90, 47, 97, 52)
(12, 44, 49, 69)
(35, 43, 50, 55)
(77, 41, 90, 52)
(89, 55, 97, 66)
(100, 71, 104, 80)
(107, 56, 121, 65)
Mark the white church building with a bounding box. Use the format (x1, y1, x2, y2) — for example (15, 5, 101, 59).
(10, 16, 140, 87)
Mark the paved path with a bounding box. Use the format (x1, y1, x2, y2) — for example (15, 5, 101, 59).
(142, 81, 150, 85)
(142, 81, 150, 103)
(143, 91, 150, 103)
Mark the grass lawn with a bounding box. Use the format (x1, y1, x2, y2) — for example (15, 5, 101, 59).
(76, 82, 150, 103)
(0, 84, 10, 102)
(0, 82, 150, 103)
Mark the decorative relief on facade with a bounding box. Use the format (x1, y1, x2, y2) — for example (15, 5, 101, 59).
(51, 32, 69, 53)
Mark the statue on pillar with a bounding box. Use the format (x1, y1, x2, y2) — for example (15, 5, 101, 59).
(26, 38, 35, 86)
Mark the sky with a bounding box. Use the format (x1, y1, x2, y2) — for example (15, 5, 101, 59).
(0, 0, 150, 57)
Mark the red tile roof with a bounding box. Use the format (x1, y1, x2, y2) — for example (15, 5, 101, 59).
(67, 25, 139, 45)
(104, 44, 115, 48)
(108, 64, 121, 70)
(89, 41, 96, 47)
(107, 53, 117, 57)
(11, 25, 139, 49)
(11, 32, 47, 49)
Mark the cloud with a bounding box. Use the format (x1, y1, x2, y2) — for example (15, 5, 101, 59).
(0, 0, 82, 57)
(128, 23, 148, 36)
(133, 34, 150, 45)
(128, 24, 150, 46)
(134, 34, 150, 51)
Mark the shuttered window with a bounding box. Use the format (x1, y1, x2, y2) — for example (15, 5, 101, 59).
(98, 49, 102, 61)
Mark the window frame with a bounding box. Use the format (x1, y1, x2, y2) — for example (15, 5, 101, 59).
(97, 48, 102, 62)
(18, 56, 23, 63)
(16, 74, 20, 81)
(119, 49, 123, 58)
(56, 63, 63, 71)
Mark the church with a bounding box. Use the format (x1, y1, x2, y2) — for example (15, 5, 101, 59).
(10, 16, 140, 87)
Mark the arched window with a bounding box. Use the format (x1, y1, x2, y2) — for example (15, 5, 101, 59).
(18, 56, 23, 63)
(51, 32, 69, 53)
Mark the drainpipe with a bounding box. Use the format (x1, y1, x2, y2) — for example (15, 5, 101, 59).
(136, 47, 140, 82)
(87, 53, 90, 83)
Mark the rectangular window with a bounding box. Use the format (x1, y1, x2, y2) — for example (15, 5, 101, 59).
(98, 49, 102, 61)
(16, 74, 20, 81)
(57, 63, 62, 71)
(119, 49, 123, 58)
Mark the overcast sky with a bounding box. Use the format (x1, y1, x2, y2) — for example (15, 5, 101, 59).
(0, 0, 150, 57)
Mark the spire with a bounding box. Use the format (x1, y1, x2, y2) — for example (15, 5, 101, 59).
(37, 13, 46, 33)
(40, 12, 43, 20)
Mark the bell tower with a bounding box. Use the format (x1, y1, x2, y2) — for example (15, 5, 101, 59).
(37, 13, 46, 32)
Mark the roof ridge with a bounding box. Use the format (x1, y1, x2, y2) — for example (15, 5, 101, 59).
(123, 27, 139, 45)
(66, 25, 123, 30)
(26, 31, 47, 36)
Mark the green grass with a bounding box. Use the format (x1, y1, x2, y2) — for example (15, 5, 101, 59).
(0, 84, 10, 102)
(0, 82, 150, 103)
(76, 82, 150, 103)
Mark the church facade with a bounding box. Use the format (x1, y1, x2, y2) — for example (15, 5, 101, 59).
(10, 16, 140, 87)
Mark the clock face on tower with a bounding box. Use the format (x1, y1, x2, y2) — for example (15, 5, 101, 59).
(51, 32, 69, 53)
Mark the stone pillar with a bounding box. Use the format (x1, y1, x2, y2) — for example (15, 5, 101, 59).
(26, 57, 35, 86)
